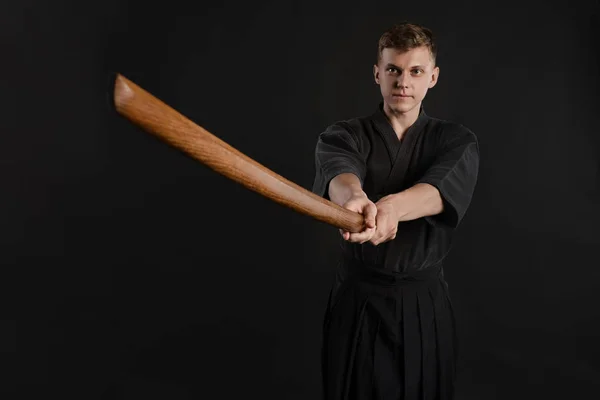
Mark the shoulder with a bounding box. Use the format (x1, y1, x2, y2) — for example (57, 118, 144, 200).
(426, 116, 478, 147)
(324, 114, 372, 136)
(319, 114, 374, 147)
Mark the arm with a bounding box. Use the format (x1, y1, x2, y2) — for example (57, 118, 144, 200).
(312, 123, 367, 200)
(380, 182, 444, 223)
(416, 130, 480, 228)
(312, 123, 377, 242)
(368, 184, 441, 245)
(328, 173, 364, 207)
(369, 126, 479, 245)
(328, 173, 377, 242)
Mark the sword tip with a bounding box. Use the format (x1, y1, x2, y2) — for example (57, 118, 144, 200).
(113, 73, 135, 112)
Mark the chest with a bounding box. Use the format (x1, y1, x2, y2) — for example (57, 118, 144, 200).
(363, 127, 439, 197)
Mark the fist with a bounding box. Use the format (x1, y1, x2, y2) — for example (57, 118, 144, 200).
(369, 195, 399, 246)
(339, 193, 378, 243)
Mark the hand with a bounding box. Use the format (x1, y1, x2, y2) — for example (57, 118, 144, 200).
(369, 194, 399, 246)
(339, 193, 377, 243)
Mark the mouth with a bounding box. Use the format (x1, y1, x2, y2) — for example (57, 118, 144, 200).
(391, 94, 411, 101)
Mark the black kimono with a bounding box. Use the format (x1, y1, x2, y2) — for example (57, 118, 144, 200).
(312, 104, 479, 400)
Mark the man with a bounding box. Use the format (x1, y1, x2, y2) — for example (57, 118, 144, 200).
(312, 23, 479, 399)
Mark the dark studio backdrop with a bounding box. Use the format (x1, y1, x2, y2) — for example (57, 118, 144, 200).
(4, 0, 600, 398)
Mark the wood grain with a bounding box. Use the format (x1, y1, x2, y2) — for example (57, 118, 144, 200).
(113, 74, 365, 233)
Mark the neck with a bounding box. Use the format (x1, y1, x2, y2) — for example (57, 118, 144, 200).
(382, 101, 422, 140)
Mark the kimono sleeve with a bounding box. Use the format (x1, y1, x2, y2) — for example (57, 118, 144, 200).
(416, 125, 480, 228)
(311, 122, 367, 200)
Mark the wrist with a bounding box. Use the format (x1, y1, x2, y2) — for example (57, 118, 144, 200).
(388, 192, 407, 222)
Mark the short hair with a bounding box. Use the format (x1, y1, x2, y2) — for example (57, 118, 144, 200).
(377, 23, 437, 65)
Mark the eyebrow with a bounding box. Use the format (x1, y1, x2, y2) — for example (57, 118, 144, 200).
(386, 63, 427, 69)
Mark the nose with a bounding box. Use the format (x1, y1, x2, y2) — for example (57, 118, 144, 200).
(395, 73, 409, 88)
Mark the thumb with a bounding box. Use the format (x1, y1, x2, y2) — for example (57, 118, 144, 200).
(364, 202, 377, 228)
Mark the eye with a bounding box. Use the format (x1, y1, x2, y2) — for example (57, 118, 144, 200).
(411, 68, 424, 75)
(386, 67, 399, 74)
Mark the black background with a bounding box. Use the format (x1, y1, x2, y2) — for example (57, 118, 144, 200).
(4, 0, 600, 398)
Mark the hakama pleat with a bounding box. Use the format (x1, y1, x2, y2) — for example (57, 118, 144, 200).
(321, 260, 457, 400)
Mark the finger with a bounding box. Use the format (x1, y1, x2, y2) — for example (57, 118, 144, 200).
(339, 229, 350, 241)
(348, 227, 375, 243)
(369, 228, 387, 246)
(359, 227, 376, 243)
(364, 202, 378, 229)
(370, 234, 382, 246)
(373, 230, 397, 245)
(347, 232, 368, 243)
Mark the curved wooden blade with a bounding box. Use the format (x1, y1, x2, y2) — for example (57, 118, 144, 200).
(113, 74, 365, 233)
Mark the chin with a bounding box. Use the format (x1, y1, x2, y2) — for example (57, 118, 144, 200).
(387, 100, 416, 114)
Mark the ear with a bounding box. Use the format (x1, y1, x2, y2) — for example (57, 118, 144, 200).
(428, 66, 440, 88)
(373, 64, 380, 84)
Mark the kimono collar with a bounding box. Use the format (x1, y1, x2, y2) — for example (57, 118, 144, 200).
(372, 102, 429, 141)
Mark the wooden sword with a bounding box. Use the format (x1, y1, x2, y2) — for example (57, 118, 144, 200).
(112, 74, 365, 233)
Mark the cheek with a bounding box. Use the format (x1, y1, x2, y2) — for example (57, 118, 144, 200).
(415, 80, 430, 95)
(382, 75, 395, 85)
(380, 78, 392, 91)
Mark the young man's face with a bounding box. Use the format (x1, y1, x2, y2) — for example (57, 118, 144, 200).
(373, 46, 439, 115)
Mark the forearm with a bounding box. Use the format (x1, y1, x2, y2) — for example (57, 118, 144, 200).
(328, 173, 364, 206)
(389, 183, 444, 222)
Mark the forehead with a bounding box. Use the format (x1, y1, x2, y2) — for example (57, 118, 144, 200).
(380, 46, 433, 66)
